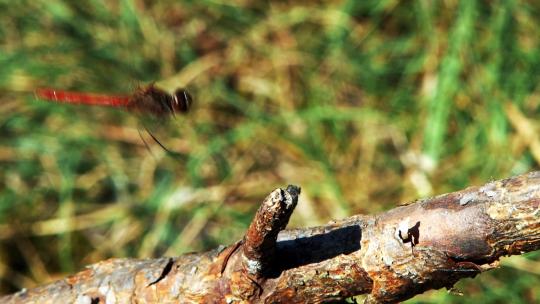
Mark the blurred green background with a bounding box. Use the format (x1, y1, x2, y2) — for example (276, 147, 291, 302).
(0, 0, 539, 302)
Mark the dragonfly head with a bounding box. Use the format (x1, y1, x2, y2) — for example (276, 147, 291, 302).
(172, 88, 192, 114)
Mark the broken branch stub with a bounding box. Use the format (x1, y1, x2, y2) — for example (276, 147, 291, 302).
(243, 185, 300, 276)
(242, 186, 300, 276)
(2, 173, 540, 303)
(230, 185, 301, 301)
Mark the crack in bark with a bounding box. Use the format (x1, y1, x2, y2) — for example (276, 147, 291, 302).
(147, 258, 174, 286)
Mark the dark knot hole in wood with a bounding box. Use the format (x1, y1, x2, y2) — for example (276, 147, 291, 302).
(399, 221, 421, 255)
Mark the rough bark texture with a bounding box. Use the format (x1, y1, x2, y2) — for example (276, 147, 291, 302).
(2, 172, 540, 303)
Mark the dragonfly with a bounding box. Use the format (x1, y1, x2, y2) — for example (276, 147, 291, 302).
(35, 84, 193, 153)
(35, 85, 192, 118)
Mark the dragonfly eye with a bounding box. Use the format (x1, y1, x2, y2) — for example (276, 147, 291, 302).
(172, 88, 192, 113)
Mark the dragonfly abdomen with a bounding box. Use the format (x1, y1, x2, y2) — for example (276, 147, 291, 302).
(35, 88, 130, 107)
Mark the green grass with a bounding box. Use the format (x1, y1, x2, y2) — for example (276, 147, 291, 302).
(1, 0, 540, 302)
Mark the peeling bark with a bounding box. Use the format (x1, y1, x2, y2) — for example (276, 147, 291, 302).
(2, 172, 540, 303)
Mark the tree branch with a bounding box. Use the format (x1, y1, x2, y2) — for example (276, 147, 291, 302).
(3, 172, 540, 303)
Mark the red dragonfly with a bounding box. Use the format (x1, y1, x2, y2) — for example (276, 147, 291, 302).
(35, 84, 193, 152)
(35, 85, 192, 118)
